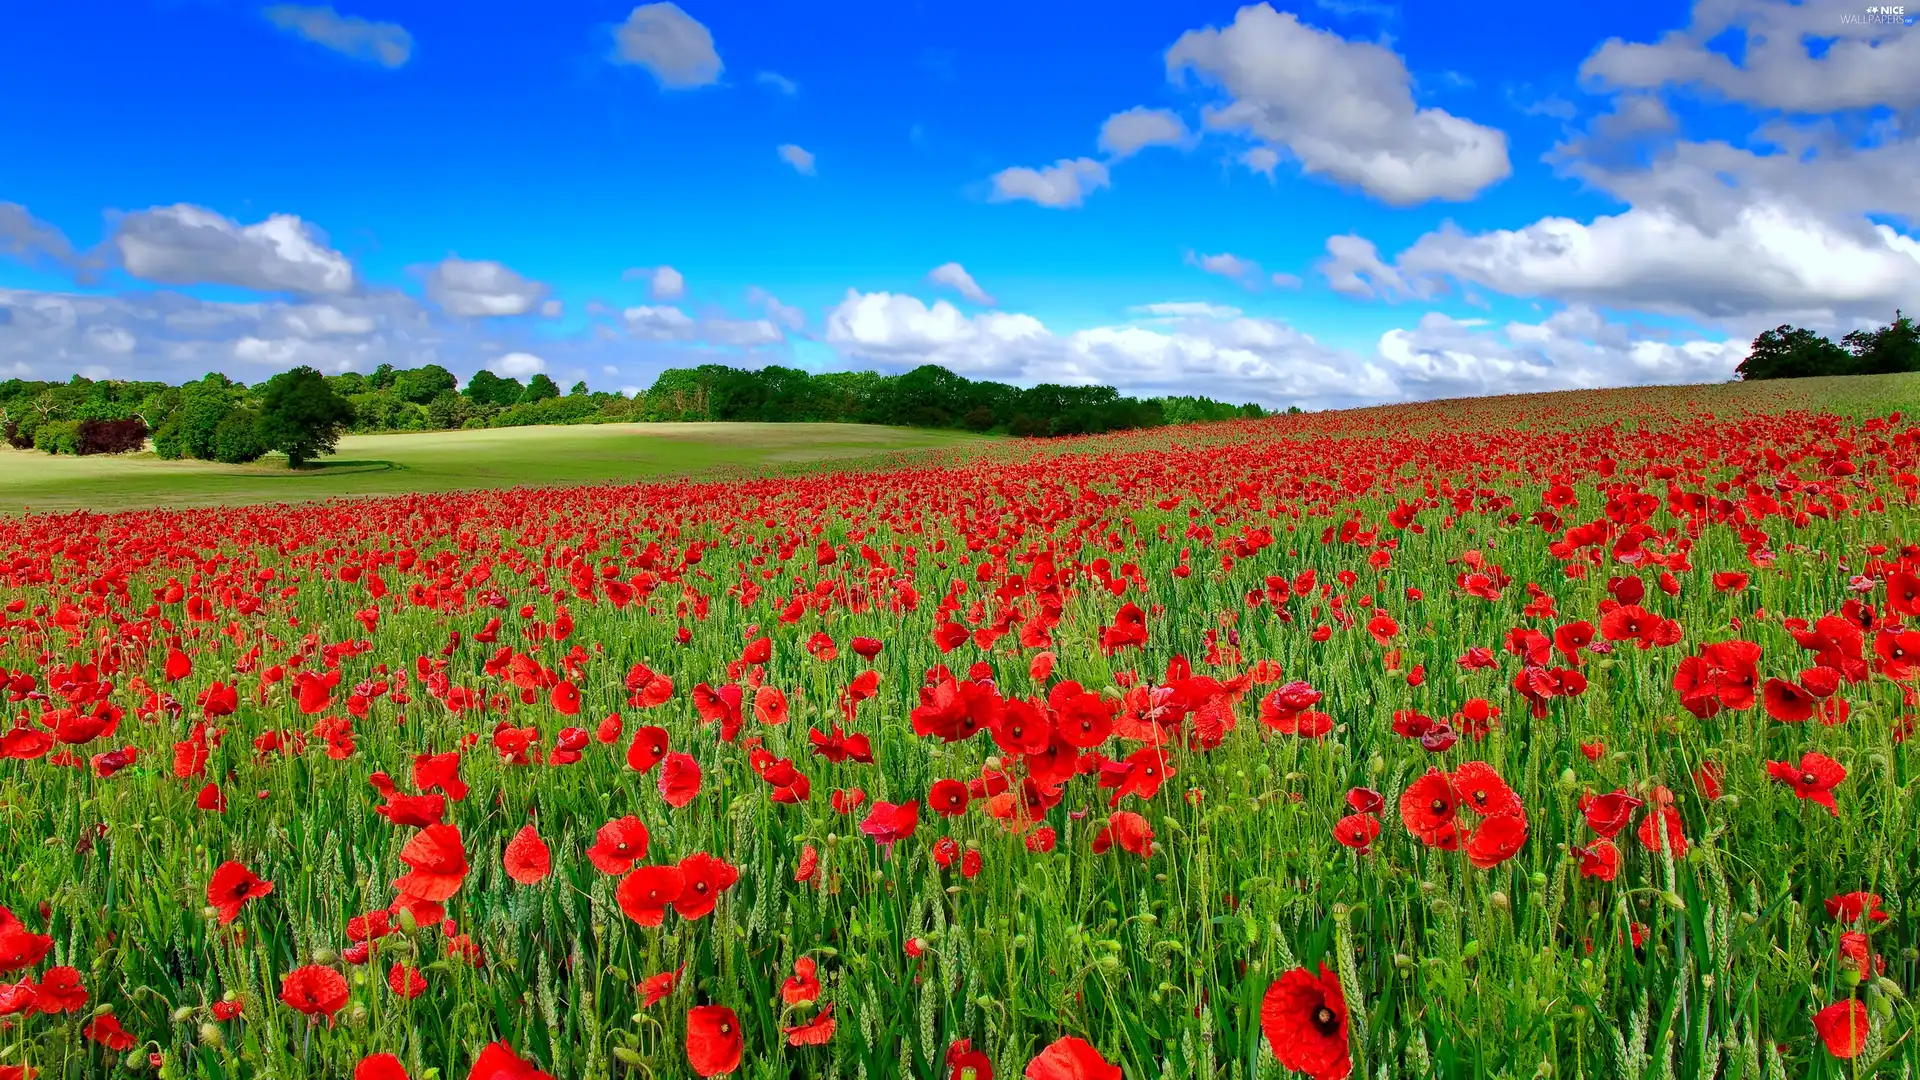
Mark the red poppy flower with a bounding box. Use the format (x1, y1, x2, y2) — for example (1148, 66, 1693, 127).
(1636, 804, 1689, 859)
(1694, 761, 1724, 800)
(386, 962, 427, 999)
(685, 1004, 744, 1077)
(778, 1001, 835, 1047)
(206, 861, 274, 926)
(1091, 811, 1153, 858)
(1825, 891, 1889, 924)
(1762, 678, 1816, 722)
(1338, 788, 1380, 815)
(1047, 682, 1114, 749)
(393, 824, 469, 901)
(355, 1053, 410, 1080)
(752, 685, 790, 726)
(929, 778, 971, 816)
(586, 816, 650, 875)
(672, 852, 740, 920)
(616, 865, 685, 927)
(1333, 813, 1381, 854)
(468, 1041, 556, 1080)
(32, 966, 86, 1014)
(413, 752, 467, 802)
(1839, 932, 1885, 978)
(639, 966, 682, 1006)
(626, 726, 670, 774)
(1578, 790, 1642, 838)
(549, 681, 581, 716)
(860, 800, 920, 847)
(1399, 769, 1459, 848)
(781, 956, 821, 1006)
(795, 844, 818, 882)
(1451, 761, 1521, 817)
(278, 964, 350, 1023)
(0, 903, 49, 972)
(1765, 751, 1845, 815)
(376, 791, 447, 828)
(503, 825, 552, 884)
(658, 752, 703, 808)
(1260, 965, 1351, 1080)
(1023, 1036, 1121, 1080)
(82, 1013, 135, 1050)
(0, 978, 37, 1017)
(1465, 811, 1528, 869)
(1573, 839, 1620, 881)
(948, 1039, 995, 1080)
(1813, 999, 1870, 1059)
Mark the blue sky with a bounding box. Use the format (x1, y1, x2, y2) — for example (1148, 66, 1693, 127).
(2, 0, 1916, 408)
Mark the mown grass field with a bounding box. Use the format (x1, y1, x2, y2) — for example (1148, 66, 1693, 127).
(1, 376, 1918, 1080)
(0, 422, 991, 513)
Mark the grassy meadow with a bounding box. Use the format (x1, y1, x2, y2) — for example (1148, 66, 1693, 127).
(0, 422, 991, 513)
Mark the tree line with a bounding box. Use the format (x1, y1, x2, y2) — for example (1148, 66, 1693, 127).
(0, 361, 1273, 468)
(636, 363, 1271, 435)
(1737, 310, 1920, 380)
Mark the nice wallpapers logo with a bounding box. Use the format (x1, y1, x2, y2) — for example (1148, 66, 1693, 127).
(1842, 5, 1910, 22)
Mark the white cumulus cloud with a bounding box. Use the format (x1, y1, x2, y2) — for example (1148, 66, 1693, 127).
(488, 351, 547, 378)
(777, 144, 817, 175)
(989, 158, 1111, 209)
(1166, 3, 1510, 205)
(423, 257, 549, 317)
(1098, 107, 1190, 159)
(650, 265, 686, 300)
(114, 204, 356, 295)
(927, 262, 996, 305)
(263, 4, 412, 68)
(614, 3, 722, 89)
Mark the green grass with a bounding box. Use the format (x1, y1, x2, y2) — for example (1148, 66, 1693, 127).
(0, 422, 992, 513)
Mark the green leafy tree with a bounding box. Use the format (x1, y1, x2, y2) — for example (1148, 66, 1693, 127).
(521, 373, 561, 403)
(391, 364, 457, 404)
(1844, 310, 1920, 376)
(1737, 325, 1853, 380)
(427, 390, 477, 430)
(464, 369, 525, 408)
(175, 377, 243, 460)
(255, 366, 355, 468)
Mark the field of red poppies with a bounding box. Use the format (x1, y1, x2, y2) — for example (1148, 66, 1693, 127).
(0, 377, 1916, 1080)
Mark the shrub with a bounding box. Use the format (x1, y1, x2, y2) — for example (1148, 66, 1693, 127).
(152, 422, 186, 460)
(75, 417, 149, 455)
(2, 420, 30, 450)
(33, 420, 82, 455)
(212, 412, 266, 464)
